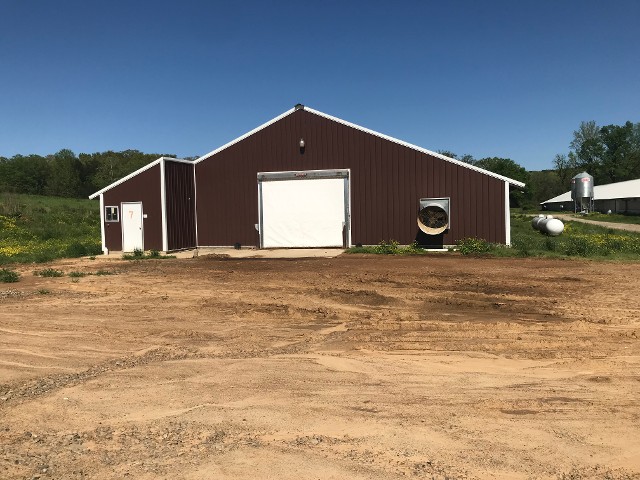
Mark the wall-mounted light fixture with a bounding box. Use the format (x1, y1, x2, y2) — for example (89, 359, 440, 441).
(299, 137, 305, 154)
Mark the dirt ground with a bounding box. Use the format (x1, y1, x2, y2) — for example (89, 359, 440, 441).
(551, 215, 640, 233)
(1, 253, 639, 480)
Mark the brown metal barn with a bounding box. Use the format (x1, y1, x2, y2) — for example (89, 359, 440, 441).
(89, 105, 525, 253)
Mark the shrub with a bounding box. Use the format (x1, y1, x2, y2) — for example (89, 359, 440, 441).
(0, 268, 20, 283)
(457, 237, 493, 255)
(402, 242, 425, 254)
(34, 268, 64, 277)
(68, 271, 86, 278)
(373, 240, 400, 255)
(65, 242, 88, 258)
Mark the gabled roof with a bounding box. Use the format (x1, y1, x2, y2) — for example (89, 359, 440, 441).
(542, 177, 640, 204)
(195, 105, 526, 188)
(88, 157, 192, 199)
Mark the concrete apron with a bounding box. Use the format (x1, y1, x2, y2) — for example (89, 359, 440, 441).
(106, 248, 345, 259)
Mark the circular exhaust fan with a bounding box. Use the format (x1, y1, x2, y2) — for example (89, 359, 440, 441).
(417, 204, 449, 235)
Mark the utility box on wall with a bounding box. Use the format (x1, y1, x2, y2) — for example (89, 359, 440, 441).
(418, 198, 450, 235)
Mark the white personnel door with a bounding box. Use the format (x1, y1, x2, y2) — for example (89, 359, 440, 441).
(121, 202, 144, 252)
(260, 173, 349, 248)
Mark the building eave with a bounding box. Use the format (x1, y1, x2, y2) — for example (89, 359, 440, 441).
(194, 105, 526, 188)
(88, 157, 192, 199)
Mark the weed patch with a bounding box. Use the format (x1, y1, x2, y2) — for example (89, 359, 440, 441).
(457, 238, 494, 255)
(122, 250, 176, 260)
(95, 269, 116, 276)
(0, 268, 20, 283)
(34, 268, 64, 277)
(68, 271, 87, 278)
(346, 241, 426, 255)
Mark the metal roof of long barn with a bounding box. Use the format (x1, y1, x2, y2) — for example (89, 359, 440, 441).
(541, 177, 640, 204)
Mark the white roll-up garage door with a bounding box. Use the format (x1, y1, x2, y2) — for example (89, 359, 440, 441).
(258, 170, 350, 248)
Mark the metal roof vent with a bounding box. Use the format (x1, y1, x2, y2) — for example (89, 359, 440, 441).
(418, 198, 450, 235)
(294, 103, 304, 110)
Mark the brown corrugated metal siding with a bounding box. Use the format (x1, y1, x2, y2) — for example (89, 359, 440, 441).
(103, 164, 163, 251)
(165, 161, 197, 250)
(195, 109, 505, 247)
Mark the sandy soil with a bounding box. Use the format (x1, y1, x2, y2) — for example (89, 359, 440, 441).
(1, 253, 639, 479)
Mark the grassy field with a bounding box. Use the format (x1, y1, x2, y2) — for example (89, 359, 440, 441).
(469, 213, 640, 259)
(0, 193, 101, 264)
(2, 192, 639, 266)
(347, 213, 640, 260)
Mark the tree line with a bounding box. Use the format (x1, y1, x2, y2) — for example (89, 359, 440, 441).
(553, 121, 640, 187)
(1, 120, 638, 206)
(0, 149, 182, 198)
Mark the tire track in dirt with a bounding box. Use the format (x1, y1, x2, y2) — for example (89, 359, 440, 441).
(0, 325, 351, 407)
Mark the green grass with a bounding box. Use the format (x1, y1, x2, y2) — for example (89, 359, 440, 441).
(0, 193, 101, 264)
(345, 241, 428, 255)
(461, 213, 640, 259)
(0, 268, 19, 283)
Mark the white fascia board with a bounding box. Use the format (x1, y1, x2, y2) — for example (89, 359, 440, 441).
(194, 108, 297, 164)
(305, 107, 527, 188)
(88, 157, 192, 199)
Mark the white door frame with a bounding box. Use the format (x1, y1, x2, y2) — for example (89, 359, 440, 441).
(257, 169, 351, 248)
(121, 201, 144, 252)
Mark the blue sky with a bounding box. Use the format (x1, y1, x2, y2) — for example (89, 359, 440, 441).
(0, 0, 638, 170)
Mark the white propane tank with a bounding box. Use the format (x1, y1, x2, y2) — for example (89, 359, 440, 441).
(538, 217, 550, 231)
(545, 218, 564, 236)
(531, 214, 545, 230)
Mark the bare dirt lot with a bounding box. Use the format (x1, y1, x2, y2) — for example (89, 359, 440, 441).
(1, 254, 639, 479)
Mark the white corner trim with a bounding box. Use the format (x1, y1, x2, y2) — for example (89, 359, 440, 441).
(505, 181, 511, 246)
(160, 158, 168, 252)
(193, 162, 199, 247)
(99, 194, 107, 254)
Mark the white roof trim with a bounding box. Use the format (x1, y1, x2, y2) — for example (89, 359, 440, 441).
(194, 108, 297, 164)
(306, 107, 525, 188)
(194, 106, 525, 188)
(88, 157, 192, 199)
